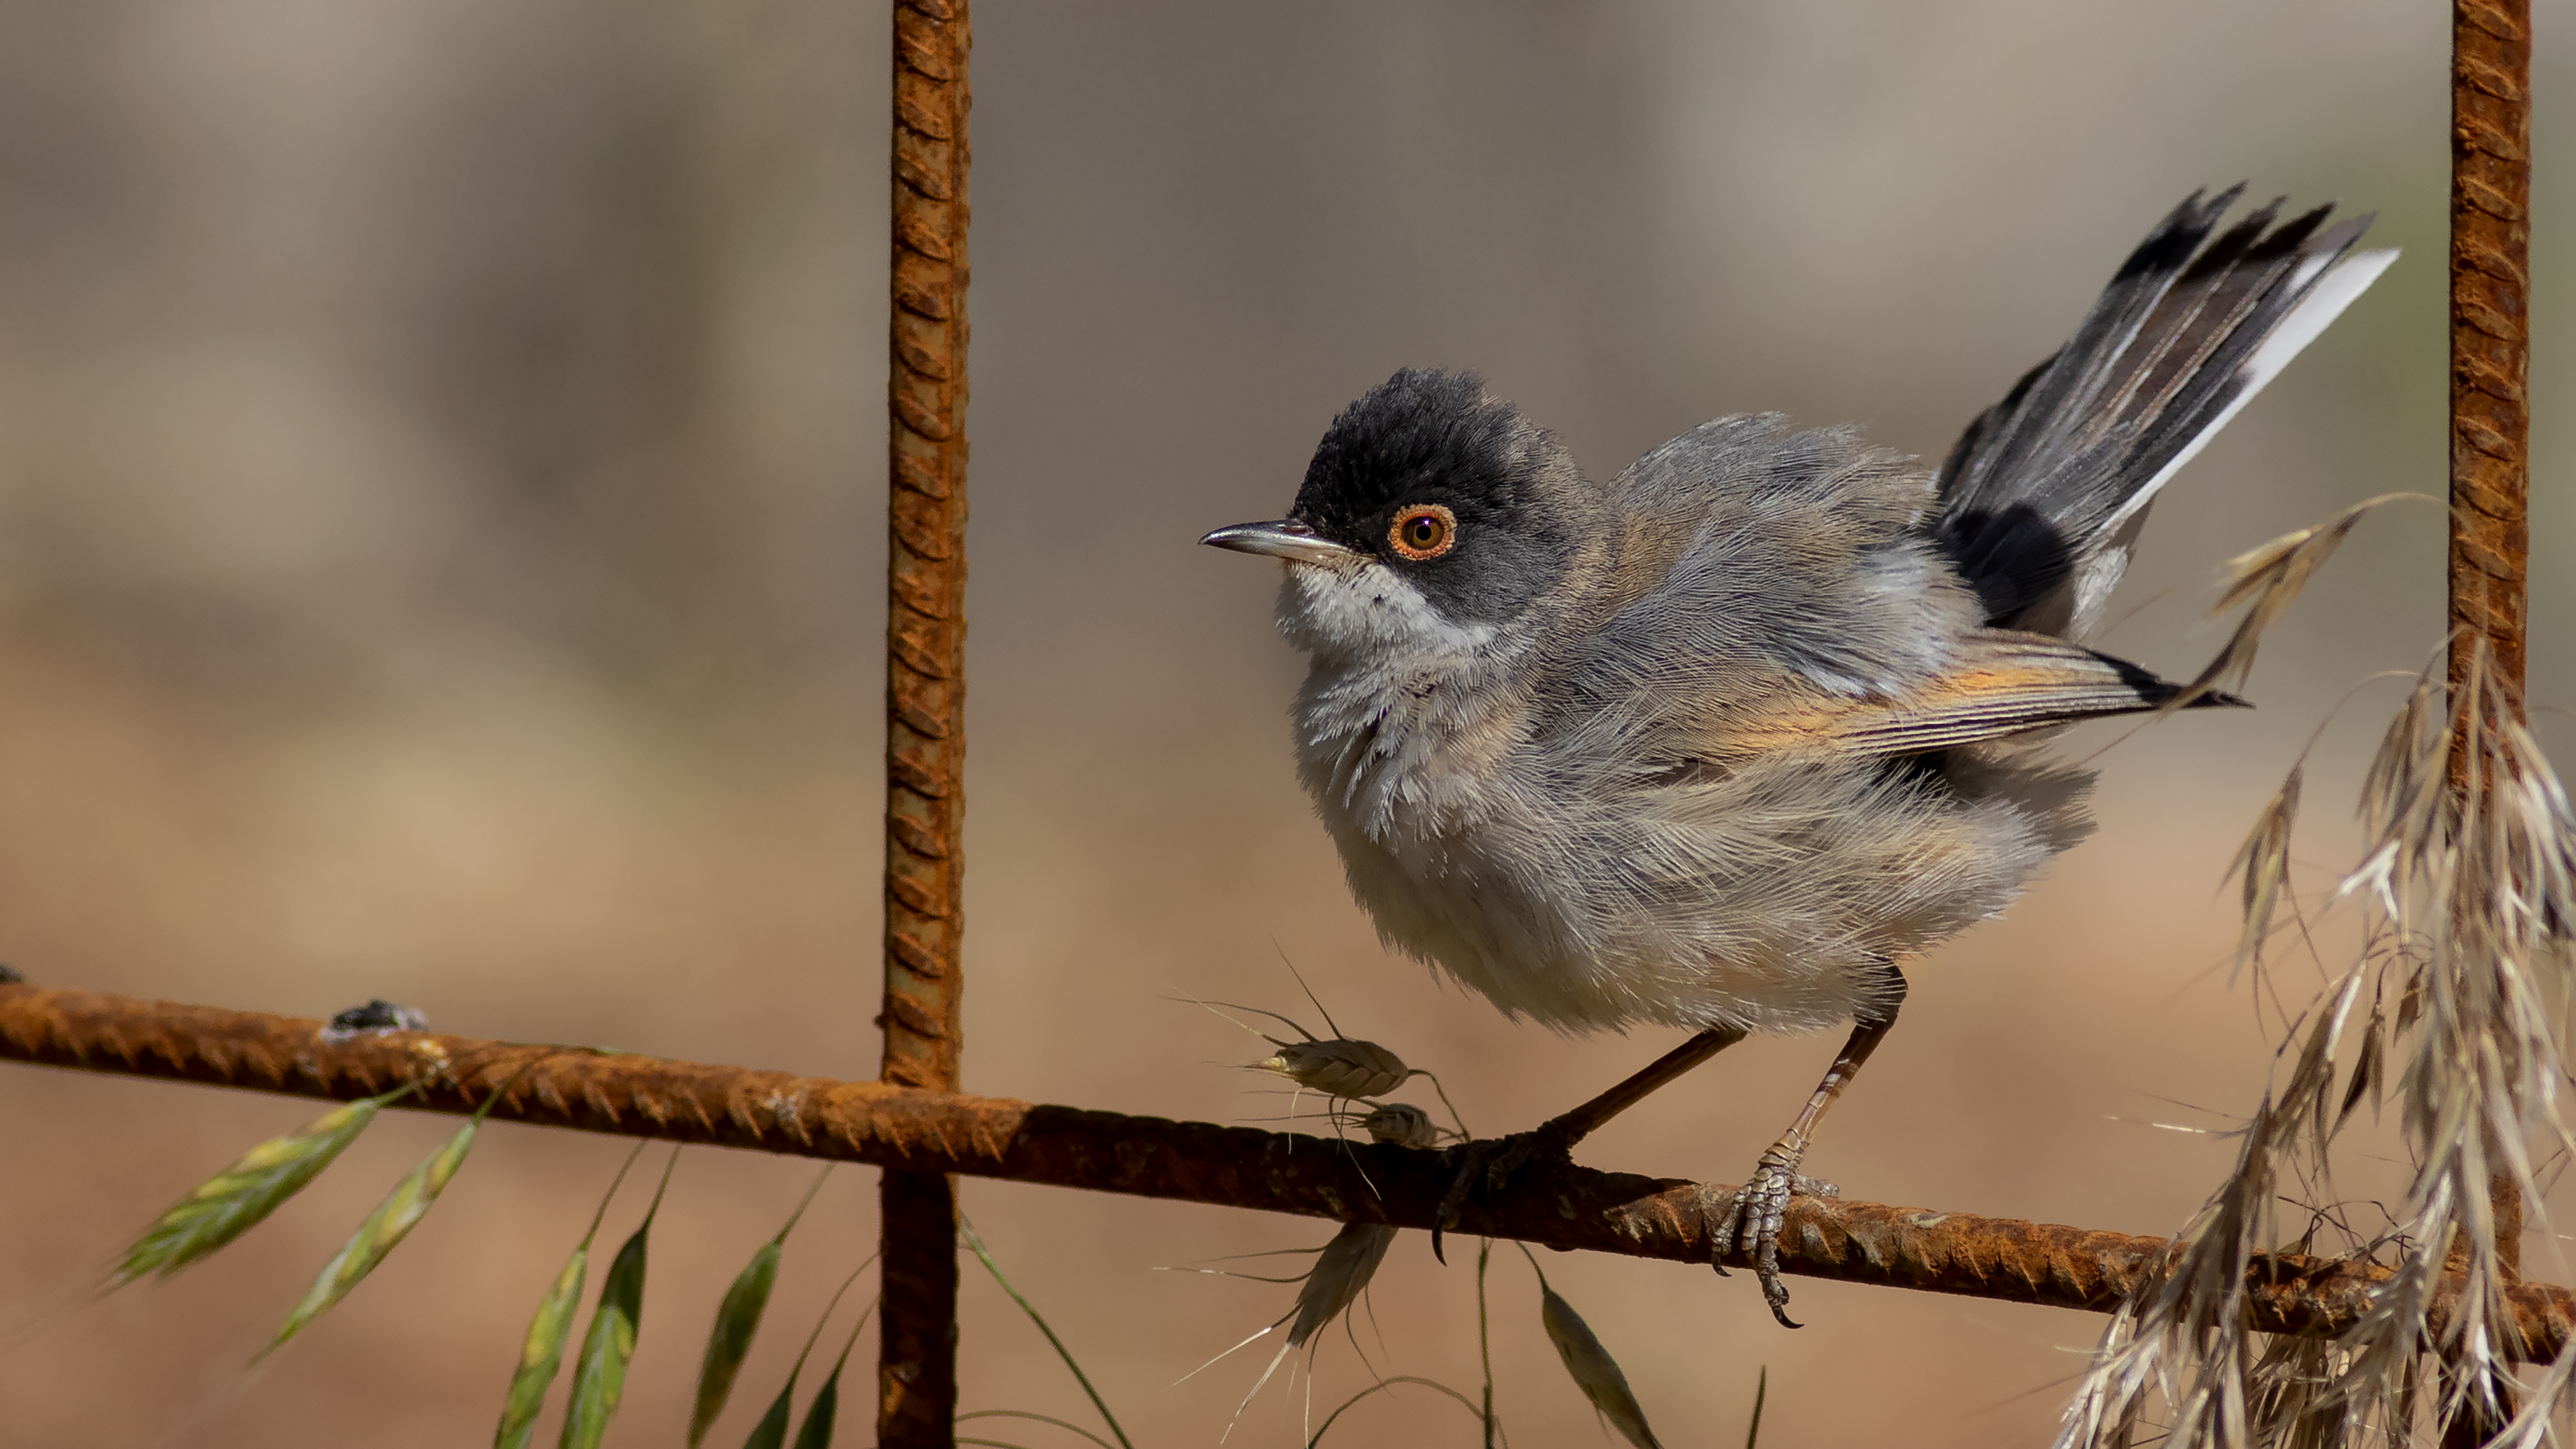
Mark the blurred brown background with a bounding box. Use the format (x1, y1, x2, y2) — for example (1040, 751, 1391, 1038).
(2, 2, 2572, 1445)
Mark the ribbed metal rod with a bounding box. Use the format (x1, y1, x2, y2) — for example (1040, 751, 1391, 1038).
(881, 1, 973, 1444)
(7, 983, 2573, 1360)
(2447, 0, 2531, 711)
(2445, 2, 2533, 1440)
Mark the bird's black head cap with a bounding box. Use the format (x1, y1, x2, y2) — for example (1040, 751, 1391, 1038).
(1290, 368, 1587, 627)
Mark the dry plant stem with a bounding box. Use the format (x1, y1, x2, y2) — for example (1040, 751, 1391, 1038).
(2448, 1, 2531, 1440)
(881, 3, 972, 1446)
(14, 983, 2576, 1359)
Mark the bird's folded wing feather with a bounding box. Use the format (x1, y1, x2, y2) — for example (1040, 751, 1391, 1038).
(1813, 630, 2218, 757)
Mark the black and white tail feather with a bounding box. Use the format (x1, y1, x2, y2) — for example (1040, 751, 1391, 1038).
(1937, 186, 2397, 641)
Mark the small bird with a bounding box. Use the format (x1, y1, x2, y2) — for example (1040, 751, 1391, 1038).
(1202, 189, 2392, 1326)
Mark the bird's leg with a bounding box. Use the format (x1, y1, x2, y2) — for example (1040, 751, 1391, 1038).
(1432, 1024, 1748, 1260)
(1711, 963, 1907, 1329)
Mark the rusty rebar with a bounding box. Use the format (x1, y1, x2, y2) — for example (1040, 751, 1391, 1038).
(2445, 3, 2534, 1440)
(881, 1, 973, 1444)
(8, 982, 2574, 1361)
(2448, 0, 2531, 714)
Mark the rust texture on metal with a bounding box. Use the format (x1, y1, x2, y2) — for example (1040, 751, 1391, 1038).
(883, 0, 970, 1101)
(882, 2, 973, 1446)
(2448, 0, 2531, 716)
(2445, 5, 2534, 1440)
(9, 982, 2575, 1362)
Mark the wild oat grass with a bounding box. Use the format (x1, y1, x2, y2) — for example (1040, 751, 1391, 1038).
(1355, 1101, 1442, 1150)
(2056, 628, 2576, 1447)
(493, 1142, 647, 1449)
(262, 1116, 478, 1356)
(558, 1147, 678, 1448)
(688, 1165, 833, 1447)
(737, 1252, 875, 1449)
(2169, 496, 2419, 711)
(110, 1085, 410, 1288)
(1259, 1038, 1414, 1103)
(1189, 970, 1467, 1131)
(260, 1064, 557, 1358)
(1517, 1244, 1662, 1449)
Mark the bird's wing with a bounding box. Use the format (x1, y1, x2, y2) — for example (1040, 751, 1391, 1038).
(1689, 630, 2235, 762)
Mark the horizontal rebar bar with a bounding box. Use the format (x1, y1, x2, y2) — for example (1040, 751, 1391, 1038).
(6, 981, 2571, 1359)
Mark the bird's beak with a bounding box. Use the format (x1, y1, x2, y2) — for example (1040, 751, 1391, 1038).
(1199, 519, 1359, 566)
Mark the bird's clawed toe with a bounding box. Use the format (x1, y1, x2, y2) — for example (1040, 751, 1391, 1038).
(1709, 1146, 1837, 1329)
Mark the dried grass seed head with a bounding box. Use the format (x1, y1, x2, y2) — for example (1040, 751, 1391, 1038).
(2227, 763, 2302, 979)
(1358, 1102, 1439, 1149)
(1286, 1221, 1398, 1350)
(2059, 639, 2576, 1449)
(1201, 1220, 1401, 1440)
(1534, 1268, 1664, 1449)
(2175, 494, 2412, 709)
(1258, 1037, 1411, 1101)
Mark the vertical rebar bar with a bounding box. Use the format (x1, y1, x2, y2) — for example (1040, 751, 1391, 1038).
(2449, 0, 2532, 710)
(879, 1, 971, 1445)
(2445, 1, 2530, 1442)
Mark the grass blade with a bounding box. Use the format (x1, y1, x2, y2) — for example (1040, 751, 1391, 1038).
(1305, 1376, 1490, 1446)
(113, 1087, 407, 1286)
(955, 1411, 1119, 1449)
(559, 1147, 678, 1449)
(1744, 1365, 1766, 1449)
(690, 1165, 832, 1446)
(788, 1370, 839, 1449)
(739, 1385, 796, 1449)
(790, 1311, 867, 1449)
(1476, 1239, 1498, 1449)
(740, 1252, 877, 1449)
(494, 1143, 647, 1449)
(260, 1114, 474, 1357)
(960, 1215, 1135, 1449)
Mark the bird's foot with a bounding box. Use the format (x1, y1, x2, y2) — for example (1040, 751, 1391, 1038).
(1430, 1120, 1580, 1263)
(1709, 1144, 1838, 1329)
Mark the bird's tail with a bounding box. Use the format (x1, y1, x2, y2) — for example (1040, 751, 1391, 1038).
(1933, 187, 2394, 639)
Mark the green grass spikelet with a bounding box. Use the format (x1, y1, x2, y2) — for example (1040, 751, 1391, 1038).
(112, 1087, 407, 1287)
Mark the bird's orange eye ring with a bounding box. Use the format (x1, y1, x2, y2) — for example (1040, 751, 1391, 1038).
(1389, 504, 1456, 561)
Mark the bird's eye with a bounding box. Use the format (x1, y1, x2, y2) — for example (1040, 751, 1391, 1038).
(1388, 504, 1457, 561)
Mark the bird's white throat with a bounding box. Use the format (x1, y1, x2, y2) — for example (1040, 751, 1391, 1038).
(1273, 556, 1497, 665)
